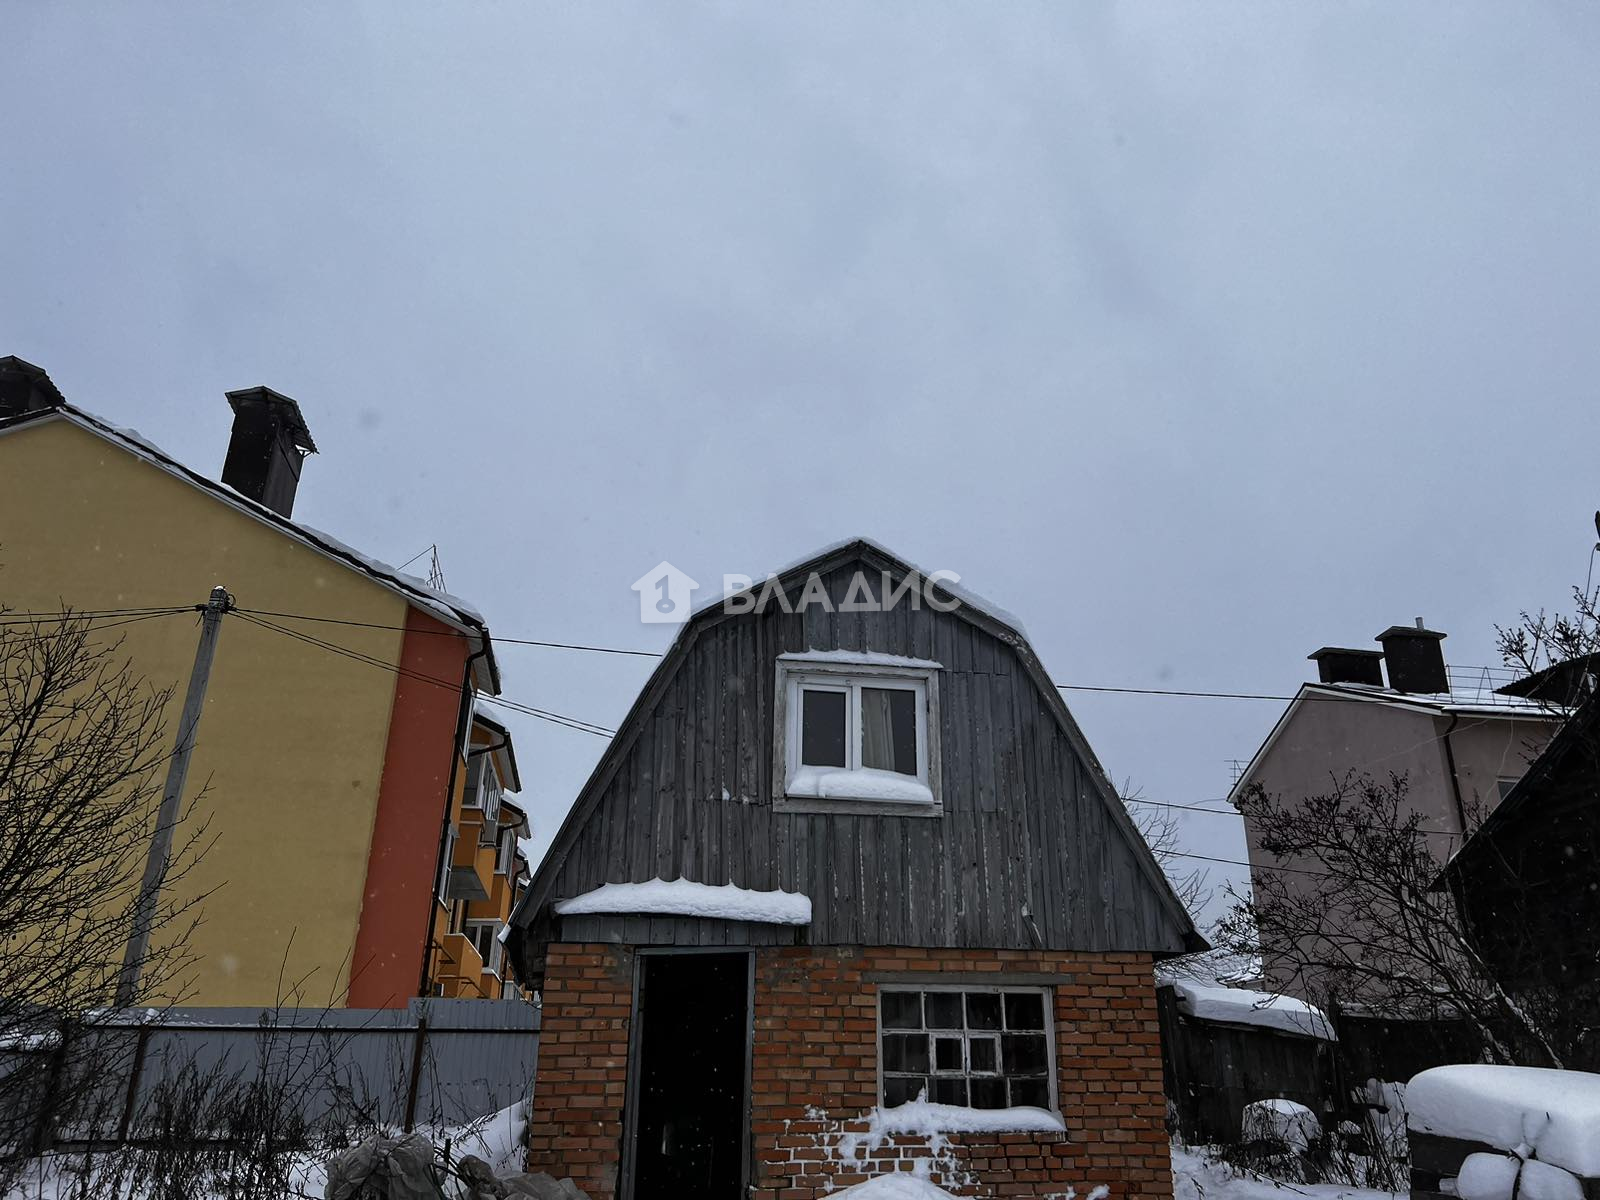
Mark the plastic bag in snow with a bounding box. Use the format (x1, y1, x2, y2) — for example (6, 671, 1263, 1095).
(324, 1134, 444, 1200)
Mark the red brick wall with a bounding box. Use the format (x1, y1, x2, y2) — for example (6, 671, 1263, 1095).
(526, 943, 1173, 1200)
(525, 944, 635, 1199)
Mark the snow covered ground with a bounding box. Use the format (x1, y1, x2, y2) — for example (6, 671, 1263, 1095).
(1171, 1148, 1400, 1200)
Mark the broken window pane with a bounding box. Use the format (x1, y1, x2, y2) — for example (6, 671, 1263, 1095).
(969, 1078, 1007, 1109)
(883, 1076, 926, 1107)
(1008, 1077, 1050, 1109)
(934, 1036, 964, 1072)
(1002, 1033, 1047, 1076)
(1004, 992, 1045, 1031)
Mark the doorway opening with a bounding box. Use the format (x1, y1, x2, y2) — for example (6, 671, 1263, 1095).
(626, 951, 751, 1200)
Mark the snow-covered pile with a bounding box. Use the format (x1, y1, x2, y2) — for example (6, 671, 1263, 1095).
(1242, 1098, 1321, 1152)
(1407, 1065, 1600, 1178)
(552, 878, 812, 924)
(1456, 1153, 1583, 1200)
(1171, 980, 1336, 1040)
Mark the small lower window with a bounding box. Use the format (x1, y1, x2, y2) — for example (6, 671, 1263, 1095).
(879, 986, 1054, 1110)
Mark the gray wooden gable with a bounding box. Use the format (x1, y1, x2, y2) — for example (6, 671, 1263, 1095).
(508, 542, 1202, 980)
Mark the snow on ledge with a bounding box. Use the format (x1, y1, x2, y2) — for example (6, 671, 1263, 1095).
(869, 1099, 1066, 1136)
(778, 649, 944, 670)
(787, 765, 934, 805)
(1172, 980, 1336, 1040)
(1407, 1065, 1600, 1178)
(553, 878, 811, 925)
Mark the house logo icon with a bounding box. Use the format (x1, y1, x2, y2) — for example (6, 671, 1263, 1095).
(632, 561, 699, 625)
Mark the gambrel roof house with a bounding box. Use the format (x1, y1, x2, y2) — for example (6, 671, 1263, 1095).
(505, 539, 1201, 1200)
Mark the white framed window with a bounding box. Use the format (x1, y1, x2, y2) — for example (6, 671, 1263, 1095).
(496, 827, 516, 876)
(773, 654, 941, 813)
(435, 824, 458, 905)
(462, 757, 486, 809)
(878, 985, 1055, 1111)
(465, 920, 504, 977)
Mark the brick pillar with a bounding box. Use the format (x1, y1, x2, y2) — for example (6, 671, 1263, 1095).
(525, 943, 634, 1200)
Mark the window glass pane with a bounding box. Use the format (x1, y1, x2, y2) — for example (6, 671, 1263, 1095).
(969, 1078, 1007, 1109)
(882, 1033, 929, 1075)
(926, 992, 963, 1029)
(882, 992, 922, 1029)
(1008, 1078, 1050, 1109)
(934, 1036, 963, 1072)
(965, 993, 1001, 1031)
(800, 689, 847, 767)
(968, 1037, 998, 1075)
(1005, 992, 1046, 1031)
(883, 1077, 926, 1107)
(861, 687, 918, 775)
(1002, 1034, 1048, 1076)
(929, 1077, 968, 1106)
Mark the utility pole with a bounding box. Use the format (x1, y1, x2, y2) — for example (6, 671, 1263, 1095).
(115, 585, 232, 1007)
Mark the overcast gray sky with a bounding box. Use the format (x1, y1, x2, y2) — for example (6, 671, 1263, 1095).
(6, 3, 1599, 927)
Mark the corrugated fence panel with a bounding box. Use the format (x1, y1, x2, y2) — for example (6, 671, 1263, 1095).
(17, 999, 538, 1149)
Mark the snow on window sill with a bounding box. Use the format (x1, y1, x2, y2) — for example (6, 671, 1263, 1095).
(867, 1098, 1067, 1136)
(786, 765, 934, 805)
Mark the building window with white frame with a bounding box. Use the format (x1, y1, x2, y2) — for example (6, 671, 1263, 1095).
(435, 824, 458, 905)
(878, 986, 1054, 1110)
(775, 653, 939, 809)
(465, 920, 503, 977)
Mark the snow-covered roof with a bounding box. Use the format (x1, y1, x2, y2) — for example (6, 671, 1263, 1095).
(1407, 1065, 1600, 1177)
(688, 535, 1030, 639)
(0, 402, 499, 692)
(1171, 980, 1336, 1040)
(552, 878, 812, 925)
(778, 649, 944, 670)
(1226, 681, 1561, 805)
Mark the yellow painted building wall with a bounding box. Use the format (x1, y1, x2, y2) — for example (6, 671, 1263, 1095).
(0, 417, 411, 1005)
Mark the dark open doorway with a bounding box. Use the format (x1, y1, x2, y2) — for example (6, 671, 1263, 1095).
(626, 951, 751, 1200)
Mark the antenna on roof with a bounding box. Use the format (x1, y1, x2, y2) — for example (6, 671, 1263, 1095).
(426, 547, 448, 594)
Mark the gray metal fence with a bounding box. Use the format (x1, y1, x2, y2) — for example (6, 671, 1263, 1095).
(5, 998, 538, 1151)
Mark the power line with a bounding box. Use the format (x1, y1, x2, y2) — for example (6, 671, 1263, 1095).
(233, 608, 664, 657)
(232, 613, 615, 738)
(1057, 683, 1296, 701)
(1124, 797, 1240, 817)
(0, 606, 197, 625)
(1163, 849, 1329, 879)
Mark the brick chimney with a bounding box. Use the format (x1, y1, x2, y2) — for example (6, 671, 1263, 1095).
(0, 356, 66, 420)
(1377, 619, 1448, 695)
(1308, 647, 1385, 686)
(221, 386, 317, 518)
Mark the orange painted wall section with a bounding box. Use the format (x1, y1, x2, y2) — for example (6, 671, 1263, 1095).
(348, 607, 470, 1008)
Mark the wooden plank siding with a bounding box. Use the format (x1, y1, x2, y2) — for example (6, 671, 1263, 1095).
(510, 543, 1198, 977)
